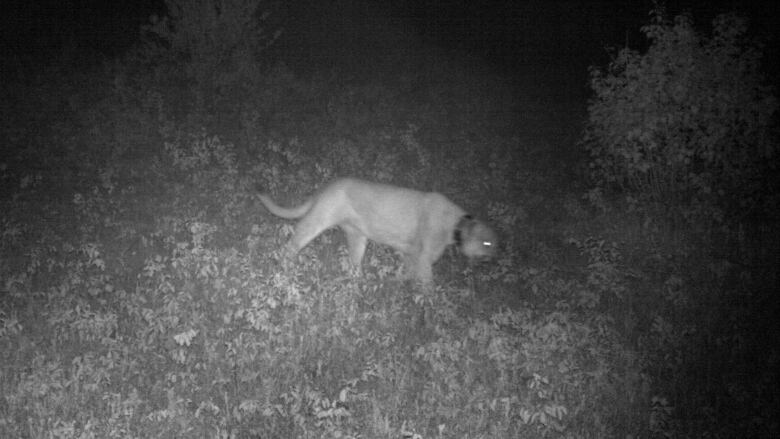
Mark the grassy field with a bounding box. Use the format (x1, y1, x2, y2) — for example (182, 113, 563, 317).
(1, 9, 778, 438)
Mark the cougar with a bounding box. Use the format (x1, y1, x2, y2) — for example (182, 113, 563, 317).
(258, 178, 496, 284)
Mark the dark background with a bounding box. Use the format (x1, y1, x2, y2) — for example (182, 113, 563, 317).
(3, 0, 777, 84)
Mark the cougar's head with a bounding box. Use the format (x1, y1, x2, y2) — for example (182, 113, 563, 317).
(456, 216, 497, 260)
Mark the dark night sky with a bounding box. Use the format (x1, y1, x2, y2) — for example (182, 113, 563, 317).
(1, 0, 777, 81)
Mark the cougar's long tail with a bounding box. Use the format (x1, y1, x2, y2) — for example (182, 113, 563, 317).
(258, 194, 313, 219)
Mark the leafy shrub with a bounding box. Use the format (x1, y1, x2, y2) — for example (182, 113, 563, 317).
(584, 9, 777, 228)
(409, 303, 629, 438)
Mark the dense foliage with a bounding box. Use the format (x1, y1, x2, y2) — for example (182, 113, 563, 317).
(583, 8, 779, 438)
(584, 10, 777, 228)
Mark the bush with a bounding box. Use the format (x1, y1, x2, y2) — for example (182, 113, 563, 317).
(583, 9, 777, 228)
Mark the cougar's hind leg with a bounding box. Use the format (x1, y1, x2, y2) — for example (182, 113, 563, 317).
(285, 204, 333, 257)
(344, 227, 368, 276)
